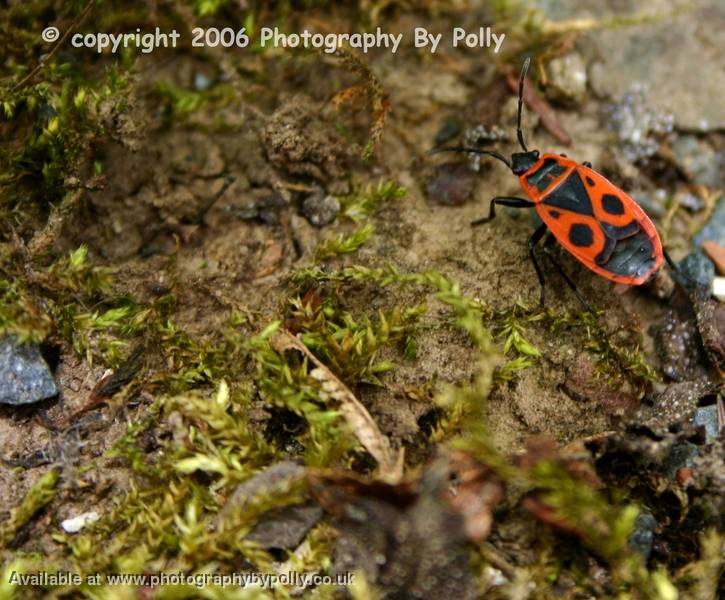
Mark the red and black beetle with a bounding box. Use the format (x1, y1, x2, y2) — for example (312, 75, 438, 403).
(437, 58, 670, 307)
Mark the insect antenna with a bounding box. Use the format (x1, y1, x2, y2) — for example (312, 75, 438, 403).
(517, 57, 531, 152)
(428, 146, 511, 169)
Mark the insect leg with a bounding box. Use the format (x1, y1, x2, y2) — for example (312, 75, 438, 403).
(528, 223, 548, 305)
(472, 197, 535, 226)
(542, 233, 592, 311)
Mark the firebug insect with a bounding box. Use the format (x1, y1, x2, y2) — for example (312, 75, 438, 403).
(436, 57, 668, 308)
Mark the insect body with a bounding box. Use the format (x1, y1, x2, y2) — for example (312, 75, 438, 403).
(516, 153, 663, 285)
(437, 57, 665, 306)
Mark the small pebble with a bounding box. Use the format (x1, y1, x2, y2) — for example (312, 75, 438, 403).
(607, 86, 674, 163)
(712, 277, 725, 302)
(0, 336, 58, 405)
(677, 192, 705, 213)
(678, 252, 715, 288)
(483, 566, 507, 587)
(301, 190, 340, 227)
(193, 72, 213, 91)
(61, 511, 100, 533)
(692, 405, 718, 443)
(694, 198, 725, 247)
(463, 124, 508, 172)
(426, 163, 477, 206)
(546, 52, 587, 101)
(629, 510, 657, 561)
(671, 135, 722, 188)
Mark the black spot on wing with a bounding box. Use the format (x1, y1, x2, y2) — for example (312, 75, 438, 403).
(549, 210, 561, 219)
(599, 231, 657, 279)
(569, 223, 594, 247)
(526, 158, 567, 192)
(542, 171, 594, 216)
(602, 194, 625, 215)
(585, 176, 595, 187)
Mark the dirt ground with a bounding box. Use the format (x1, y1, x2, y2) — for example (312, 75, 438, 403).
(0, 1, 723, 598)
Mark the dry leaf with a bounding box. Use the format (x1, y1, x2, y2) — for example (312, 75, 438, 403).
(445, 451, 505, 541)
(272, 329, 404, 482)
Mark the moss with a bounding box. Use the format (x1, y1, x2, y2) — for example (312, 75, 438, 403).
(0, 244, 114, 344)
(546, 308, 659, 389)
(156, 80, 237, 123)
(48, 266, 489, 592)
(1, 63, 131, 239)
(51, 381, 281, 579)
(338, 180, 406, 223)
(0, 469, 59, 550)
(333, 49, 390, 161)
(315, 223, 375, 261)
(672, 529, 724, 599)
(488, 301, 543, 384)
(0, 276, 54, 344)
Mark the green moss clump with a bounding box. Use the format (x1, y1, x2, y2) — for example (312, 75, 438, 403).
(0, 469, 59, 550)
(547, 308, 659, 389)
(488, 301, 543, 384)
(315, 223, 375, 260)
(338, 180, 406, 223)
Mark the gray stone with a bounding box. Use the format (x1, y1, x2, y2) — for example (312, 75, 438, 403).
(0, 336, 58, 405)
(545, 52, 587, 101)
(302, 190, 340, 227)
(678, 252, 715, 288)
(606, 86, 673, 163)
(247, 503, 323, 549)
(672, 135, 723, 189)
(628, 509, 657, 561)
(692, 405, 719, 444)
(193, 72, 213, 91)
(590, 4, 725, 132)
(218, 460, 305, 523)
(676, 191, 705, 214)
(463, 124, 507, 172)
(631, 190, 666, 219)
(694, 197, 725, 248)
